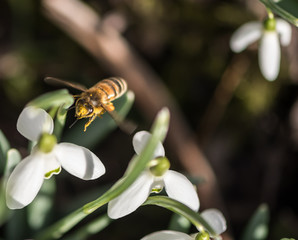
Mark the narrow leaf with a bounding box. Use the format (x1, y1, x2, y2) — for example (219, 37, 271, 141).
(28, 89, 74, 110)
(0, 130, 10, 172)
(62, 214, 111, 240)
(260, 0, 298, 26)
(0, 149, 21, 225)
(143, 196, 217, 237)
(241, 204, 270, 240)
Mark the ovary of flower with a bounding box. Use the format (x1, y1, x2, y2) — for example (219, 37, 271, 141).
(230, 18, 292, 81)
(6, 106, 105, 209)
(107, 131, 200, 219)
(141, 209, 227, 240)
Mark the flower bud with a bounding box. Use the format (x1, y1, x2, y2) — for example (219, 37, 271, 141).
(264, 18, 276, 31)
(37, 133, 57, 153)
(149, 156, 170, 177)
(195, 231, 210, 240)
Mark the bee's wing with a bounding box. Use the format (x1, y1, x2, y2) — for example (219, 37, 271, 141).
(101, 105, 137, 134)
(45, 77, 87, 92)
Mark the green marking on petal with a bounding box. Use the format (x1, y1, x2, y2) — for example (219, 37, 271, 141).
(151, 188, 163, 193)
(44, 166, 61, 179)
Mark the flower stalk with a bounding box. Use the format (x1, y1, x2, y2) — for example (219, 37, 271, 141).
(143, 196, 217, 237)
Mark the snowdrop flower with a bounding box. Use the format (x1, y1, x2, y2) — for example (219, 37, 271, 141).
(6, 106, 105, 209)
(230, 17, 292, 81)
(107, 131, 200, 219)
(141, 209, 227, 240)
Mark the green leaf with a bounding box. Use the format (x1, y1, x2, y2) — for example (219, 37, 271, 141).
(241, 204, 270, 240)
(35, 108, 170, 240)
(27, 178, 56, 230)
(260, 0, 298, 26)
(0, 130, 10, 172)
(3, 149, 21, 179)
(62, 214, 111, 240)
(168, 213, 191, 233)
(143, 196, 217, 237)
(28, 89, 74, 110)
(62, 91, 135, 149)
(0, 149, 21, 226)
(27, 89, 74, 139)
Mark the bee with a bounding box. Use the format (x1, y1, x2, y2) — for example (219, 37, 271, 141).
(45, 76, 134, 132)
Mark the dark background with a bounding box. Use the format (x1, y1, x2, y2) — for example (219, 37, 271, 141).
(0, 0, 297, 239)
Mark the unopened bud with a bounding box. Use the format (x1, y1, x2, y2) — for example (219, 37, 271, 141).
(264, 18, 276, 31)
(38, 133, 57, 153)
(149, 157, 170, 177)
(195, 231, 210, 240)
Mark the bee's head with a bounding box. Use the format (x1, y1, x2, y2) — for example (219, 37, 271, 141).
(75, 99, 94, 118)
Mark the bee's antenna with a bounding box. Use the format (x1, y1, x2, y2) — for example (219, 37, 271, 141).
(69, 118, 79, 128)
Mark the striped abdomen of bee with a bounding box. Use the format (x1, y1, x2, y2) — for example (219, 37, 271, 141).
(92, 77, 127, 102)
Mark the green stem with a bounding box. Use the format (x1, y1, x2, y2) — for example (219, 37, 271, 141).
(266, 7, 274, 19)
(143, 196, 217, 237)
(35, 108, 170, 240)
(259, 0, 298, 26)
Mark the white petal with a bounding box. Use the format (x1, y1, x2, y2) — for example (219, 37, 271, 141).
(230, 21, 262, 52)
(141, 230, 193, 240)
(201, 209, 227, 235)
(164, 170, 200, 211)
(54, 143, 105, 180)
(17, 106, 53, 141)
(132, 131, 165, 158)
(108, 171, 154, 219)
(6, 153, 45, 209)
(259, 31, 280, 81)
(276, 18, 292, 46)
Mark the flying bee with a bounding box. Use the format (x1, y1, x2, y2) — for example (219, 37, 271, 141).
(45, 76, 135, 133)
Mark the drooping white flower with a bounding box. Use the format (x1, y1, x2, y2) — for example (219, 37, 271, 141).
(141, 230, 193, 240)
(107, 131, 200, 219)
(6, 106, 105, 209)
(141, 209, 227, 239)
(230, 18, 292, 81)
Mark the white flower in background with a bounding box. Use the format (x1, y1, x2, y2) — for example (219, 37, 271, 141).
(230, 18, 292, 81)
(6, 106, 106, 209)
(141, 209, 227, 240)
(107, 131, 200, 219)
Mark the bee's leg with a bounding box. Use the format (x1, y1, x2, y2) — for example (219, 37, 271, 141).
(84, 114, 97, 132)
(103, 103, 115, 112)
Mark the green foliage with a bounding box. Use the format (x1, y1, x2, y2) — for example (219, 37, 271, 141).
(241, 204, 270, 240)
(260, 0, 298, 26)
(0, 149, 21, 226)
(27, 178, 56, 230)
(144, 196, 217, 237)
(168, 213, 191, 233)
(0, 130, 10, 172)
(63, 215, 111, 240)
